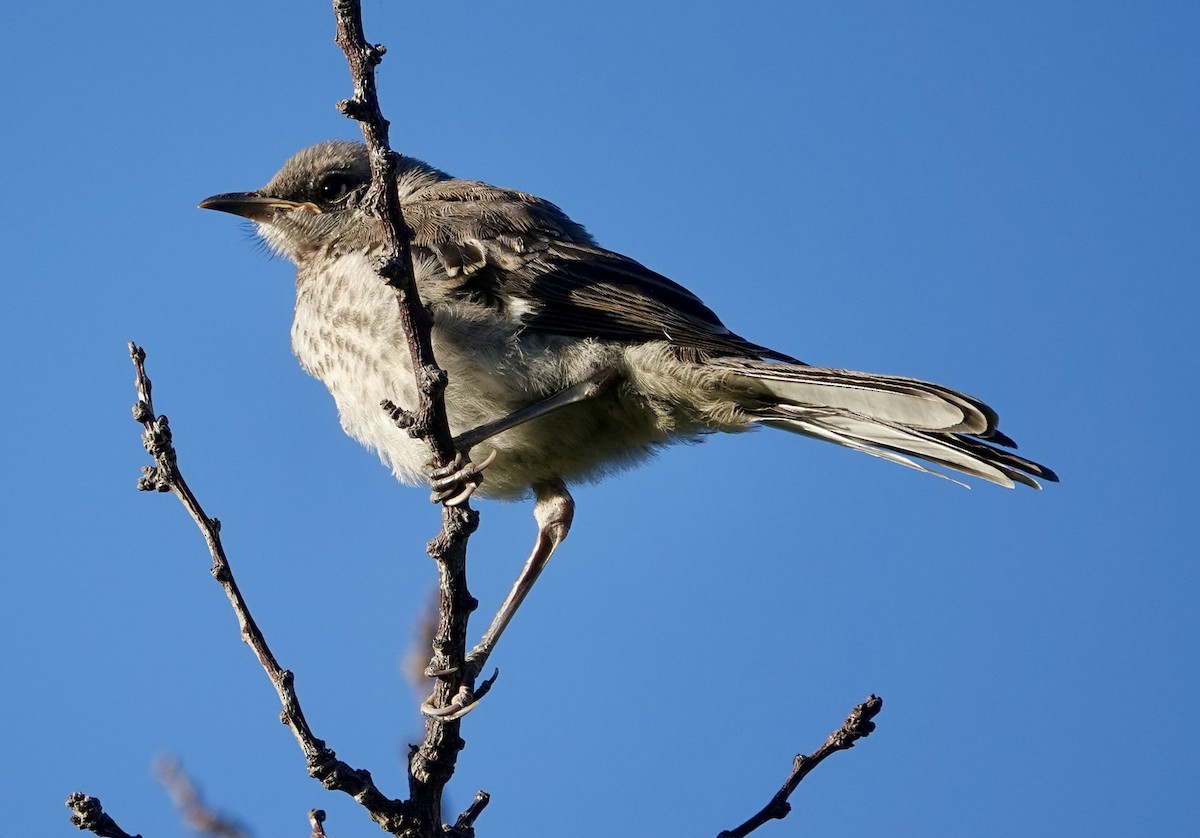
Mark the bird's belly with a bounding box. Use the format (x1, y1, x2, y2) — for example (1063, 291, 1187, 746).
(291, 282, 676, 499)
(460, 383, 674, 499)
(435, 328, 675, 499)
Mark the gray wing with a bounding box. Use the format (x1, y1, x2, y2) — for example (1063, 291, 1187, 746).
(403, 177, 795, 361)
(512, 241, 800, 360)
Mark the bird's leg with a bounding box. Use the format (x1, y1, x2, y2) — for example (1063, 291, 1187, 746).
(420, 369, 616, 509)
(380, 399, 497, 507)
(453, 368, 618, 450)
(473, 481, 574, 671)
(422, 481, 573, 720)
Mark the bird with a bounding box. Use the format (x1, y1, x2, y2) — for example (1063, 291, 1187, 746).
(200, 140, 1056, 681)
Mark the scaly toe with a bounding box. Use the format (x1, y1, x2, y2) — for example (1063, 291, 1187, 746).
(427, 449, 498, 505)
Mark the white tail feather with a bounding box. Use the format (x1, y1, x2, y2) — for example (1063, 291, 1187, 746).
(761, 417, 973, 488)
(710, 358, 995, 434)
(710, 359, 1053, 489)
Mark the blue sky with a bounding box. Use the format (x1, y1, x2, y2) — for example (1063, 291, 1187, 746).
(3, 2, 1197, 836)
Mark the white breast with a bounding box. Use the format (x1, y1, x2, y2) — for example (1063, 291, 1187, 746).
(291, 251, 431, 484)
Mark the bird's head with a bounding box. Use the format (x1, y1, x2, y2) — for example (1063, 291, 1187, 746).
(200, 140, 438, 264)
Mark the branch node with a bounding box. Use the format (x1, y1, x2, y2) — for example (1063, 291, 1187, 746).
(418, 364, 448, 394)
(137, 465, 171, 493)
(336, 97, 369, 120)
(381, 398, 416, 431)
(66, 792, 142, 838)
(308, 808, 328, 838)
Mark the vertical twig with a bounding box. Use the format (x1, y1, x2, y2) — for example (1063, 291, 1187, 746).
(330, 0, 455, 466)
(331, 1, 483, 831)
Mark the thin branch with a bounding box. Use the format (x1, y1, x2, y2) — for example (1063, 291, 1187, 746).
(450, 791, 491, 838)
(330, 0, 455, 465)
(154, 758, 250, 838)
(717, 695, 884, 838)
(66, 793, 142, 838)
(128, 343, 417, 834)
(331, 1, 483, 832)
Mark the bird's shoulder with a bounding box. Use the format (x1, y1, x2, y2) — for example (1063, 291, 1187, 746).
(402, 177, 592, 272)
(402, 175, 790, 361)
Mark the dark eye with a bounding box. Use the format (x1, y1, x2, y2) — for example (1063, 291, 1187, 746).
(317, 173, 353, 203)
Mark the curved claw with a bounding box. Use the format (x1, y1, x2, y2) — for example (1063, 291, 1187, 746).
(442, 481, 478, 508)
(418, 669, 500, 722)
(420, 697, 482, 722)
(430, 449, 498, 487)
(429, 449, 498, 506)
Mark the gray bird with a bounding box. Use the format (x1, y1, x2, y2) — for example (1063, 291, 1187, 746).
(200, 140, 1056, 677)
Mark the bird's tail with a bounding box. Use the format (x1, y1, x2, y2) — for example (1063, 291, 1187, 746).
(708, 358, 1058, 488)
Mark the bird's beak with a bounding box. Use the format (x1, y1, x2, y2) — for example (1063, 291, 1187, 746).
(198, 192, 320, 221)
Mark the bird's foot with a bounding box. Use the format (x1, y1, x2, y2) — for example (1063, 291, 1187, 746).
(428, 449, 498, 507)
(419, 669, 500, 721)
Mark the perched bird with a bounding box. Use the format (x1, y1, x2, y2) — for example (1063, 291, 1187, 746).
(200, 140, 1056, 676)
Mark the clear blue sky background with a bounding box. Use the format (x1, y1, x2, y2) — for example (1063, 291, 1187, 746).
(3, 2, 1197, 836)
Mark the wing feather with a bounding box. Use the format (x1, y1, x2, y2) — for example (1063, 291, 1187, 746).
(403, 177, 791, 359)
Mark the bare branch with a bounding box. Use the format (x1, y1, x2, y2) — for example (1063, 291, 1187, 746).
(128, 343, 417, 834)
(308, 809, 327, 838)
(331, 0, 455, 466)
(717, 695, 884, 838)
(331, 2, 484, 831)
(66, 793, 142, 838)
(154, 758, 250, 838)
(449, 791, 491, 838)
